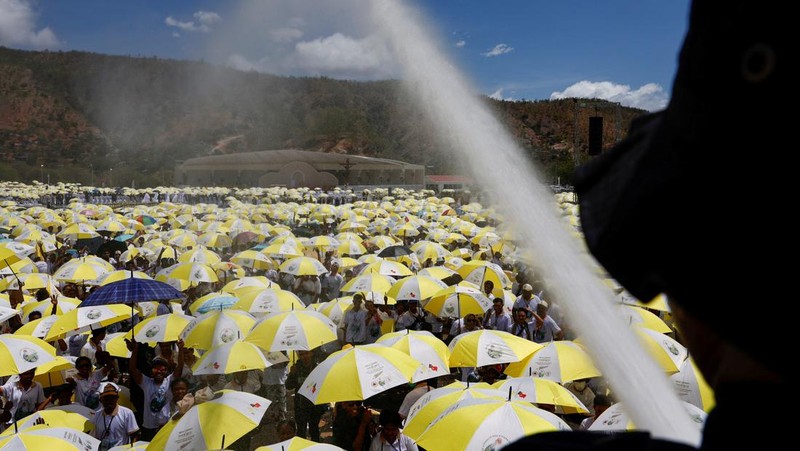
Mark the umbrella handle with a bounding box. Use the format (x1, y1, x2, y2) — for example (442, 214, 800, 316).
(3, 259, 22, 287)
(221, 434, 225, 449)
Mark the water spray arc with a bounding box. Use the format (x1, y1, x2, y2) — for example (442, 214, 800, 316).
(371, 0, 699, 445)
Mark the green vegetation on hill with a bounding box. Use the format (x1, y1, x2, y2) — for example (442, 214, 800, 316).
(0, 46, 646, 187)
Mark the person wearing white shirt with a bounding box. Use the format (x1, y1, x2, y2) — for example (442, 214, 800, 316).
(0, 370, 45, 426)
(341, 293, 369, 345)
(483, 298, 513, 332)
(532, 301, 564, 344)
(512, 284, 541, 319)
(92, 383, 139, 450)
(369, 410, 418, 451)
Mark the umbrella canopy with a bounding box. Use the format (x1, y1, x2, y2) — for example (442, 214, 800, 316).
(634, 326, 688, 374)
(233, 288, 305, 316)
(618, 305, 672, 334)
(44, 305, 131, 341)
(311, 298, 353, 326)
(13, 315, 59, 338)
(376, 330, 450, 380)
(256, 437, 344, 451)
(98, 270, 152, 286)
(0, 409, 91, 436)
(156, 262, 219, 285)
(0, 272, 53, 291)
(456, 261, 511, 297)
(191, 340, 281, 375)
(222, 276, 275, 294)
(377, 245, 413, 258)
(403, 382, 505, 439)
(415, 398, 570, 450)
(492, 377, 589, 414)
(424, 285, 493, 318)
(178, 246, 222, 264)
(360, 260, 413, 277)
(52, 258, 111, 283)
(230, 250, 275, 270)
(0, 305, 20, 323)
(670, 357, 715, 413)
(182, 310, 257, 350)
(245, 310, 338, 352)
(130, 313, 193, 343)
(297, 344, 422, 404)
(386, 275, 447, 302)
(505, 341, 602, 383)
(109, 442, 150, 451)
(279, 257, 328, 276)
(81, 276, 184, 306)
(188, 292, 240, 315)
(0, 334, 57, 376)
(0, 425, 100, 451)
(588, 401, 706, 433)
(340, 273, 395, 294)
(448, 329, 542, 367)
(148, 390, 270, 451)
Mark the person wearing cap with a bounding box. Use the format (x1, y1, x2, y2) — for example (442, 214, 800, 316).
(92, 383, 139, 451)
(513, 283, 541, 319)
(126, 338, 185, 441)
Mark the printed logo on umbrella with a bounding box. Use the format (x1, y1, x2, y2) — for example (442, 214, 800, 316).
(516, 390, 527, 399)
(220, 328, 236, 343)
(428, 363, 438, 371)
(19, 347, 39, 363)
(86, 309, 102, 320)
(485, 343, 504, 359)
(664, 340, 680, 355)
(481, 435, 510, 451)
(309, 383, 317, 394)
(145, 325, 161, 338)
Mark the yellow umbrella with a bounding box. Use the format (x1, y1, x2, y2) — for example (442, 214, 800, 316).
(415, 398, 570, 450)
(424, 285, 493, 318)
(52, 258, 111, 283)
(336, 240, 367, 256)
(336, 257, 361, 270)
(156, 262, 219, 285)
(130, 313, 193, 343)
(311, 298, 353, 326)
(148, 390, 270, 451)
(505, 341, 603, 383)
(0, 273, 53, 291)
(99, 270, 152, 286)
(377, 330, 451, 379)
(492, 377, 590, 414)
(279, 256, 328, 276)
(340, 273, 395, 294)
(168, 232, 198, 248)
(261, 242, 304, 258)
(306, 235, 341, 251)
(632, 326, 688, 374)
(222, 276, 275, 294)
(44, 304, 131, 341)
(255, 437, 342, 451)
(19, 296, 80, 319)
(0, 425, 100, 450)
(296, 344, 422, 404)
(109, 441, 150, 451)
(188, 292, 240, 315)
(191, 340, 283, 375)
(402, 382, 506, 439)
(456, 261, 511, 296)
(14, 315, 59, 338)
(360, 260, 414, 277)
(671, 357, 715, 413)
(244, 310, 338, 352)
(619, 305, 672, 334)
(197, 231, 233, 248)
(448, 329, 542, 367)
(418, 266, 457, 281)
(0, 334, 57, 376)
(234, 288, 305, 316)
(0, 409, 91, 436)
(57, 222, 100, 240)
(182, 310, 257, 350)
(177, 246, 222, 265)
(230, 250, 275, 270)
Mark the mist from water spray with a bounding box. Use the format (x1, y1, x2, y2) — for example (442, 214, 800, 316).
(372, 0, 699, 445)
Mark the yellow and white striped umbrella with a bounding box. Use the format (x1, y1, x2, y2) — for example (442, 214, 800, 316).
(306, 235, 341, 250)
(0, 425, 100, 451)
(336, 240, 367, 256)
(377, 330, 450, 380)
(279, 256, 328, 277)
(261, 242, 304, 258)
(14, 315, 59, 338)
(191, 341, 285, 375)
(386, 275, 448, 302)
(0, 241, 34, 259)
(234, 288, 305, 316)
(618, 305, 672, 334)
(156, 262, 219, 285)
(0, 334, 58, 376)
(44, 304, 130, 341)
(148, 390, 270, 451)
(20, 297, 80, 319)
(52, 258, 113, 283)
(366, 235, 398, 250)
(256, 437, 342, 451)
(424, 285, 493, 318)
(418, 266, 457, 281)
(670, 357, 715, 413)
(456, 261, 511, 297)
(168, 232, 198, 248)
(188, 292, 240, 314)
(95, 218, 127, 233)
(0, 272, 53, 291)
(99, 270, 152, 286)
(197, 232, 233, 249)
(1, 409, 91, 436)
(130, 313, 193, 343)
(230, 250, 275, 270)
(340, 273, 395, 294)
(403, 382, 505, 439)
(448, 329, 542, 368)
(492, 377, 589, 414)
(57, 222, 100, 240)
(411, 240, 450, 262)
(505, 341, 602, 383)
(297, 344, 422, 404)
(360, 260, 413, 277)
(182, 310, 257, 350)
(176, 246, 220, 265)
(588, 401, 706, 433)
(222, 276, 275, 294)
(245, 310, 338, 352)
(310, 297, 353, 326)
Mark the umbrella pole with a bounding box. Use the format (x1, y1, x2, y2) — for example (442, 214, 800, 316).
(508, 386, 512, 401)
(221, 434, 225, 449)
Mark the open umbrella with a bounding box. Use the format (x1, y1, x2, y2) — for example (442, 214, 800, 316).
(13, 315, 59, 338)
(376, 330, 451, 380)
(424, 285, 493, 319)
(297, 344, 422, 404)
(0, 410, 91, 436)
(360, 260, 414, 277)
(98, 270, 152, 286)
(670, 357, 715, 412)
(492, 377, 589, 414)
(377, 245, 413, 258)
(0, 334, 57, 376)
(188, 292, 240, 314)
(0, 425, 100, 451)
(448, 329, 542, 368)
(340, 273, 395, 294)
(456, 261, 511, 297)
(245, 310, 338, 352)
(148, 390, 270, 451)
(81, 276, 184, 307)
(256, 437, 343, 451)
(44, 305, 131, 341)
(279, 257, 328, 276)
(191, 341, 282, 375)
(233, 288, 304, 316)
(130, 313, 193, 343)
(415, 398, 570, 450)
(505, 341, 602, 383)
(588, 401, 706, 433)
(222, 276, 275, 294)
(181, 310, 256, 350)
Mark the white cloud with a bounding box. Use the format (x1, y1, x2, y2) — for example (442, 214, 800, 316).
(0, 0, 59, 49)
(172, 32, 180, 38)
(291, 32, 394, 76)
(488, 88, 515, 101)
(269, 27, 303, 43)
(481, 43, 513, 57)
(550, 80, 668, 111)
(455, 40, 466, 48)
(165, 10, 221, 33)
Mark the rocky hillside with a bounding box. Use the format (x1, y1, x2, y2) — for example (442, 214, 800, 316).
(0, 46, 646, 186)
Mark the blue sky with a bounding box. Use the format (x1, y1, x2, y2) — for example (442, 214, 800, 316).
(1, 0, 690, 111)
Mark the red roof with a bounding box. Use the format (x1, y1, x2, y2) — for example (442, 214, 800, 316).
(426, 175, 471, 183)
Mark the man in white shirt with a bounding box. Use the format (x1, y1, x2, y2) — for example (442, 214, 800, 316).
(0, 369, 45, 426)
(341, 293, 368, 345)
(483, 298, 513, 332)
(532, 301, 564, 344)
(370, 410, 418, 451)
(92, 383, 139, 450)
(320, 261, 344, 302)
(512, 284, 541, 319)
(80, 327, 107, 366)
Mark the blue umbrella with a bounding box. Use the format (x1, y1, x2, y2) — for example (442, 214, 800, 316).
(81, 276, 185, 307)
